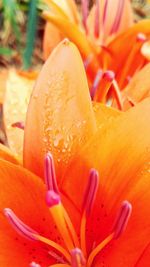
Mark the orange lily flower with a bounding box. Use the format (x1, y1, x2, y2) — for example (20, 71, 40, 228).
(42, 1, 150, 110)
(43, 0, 133, 59)
(1, 39, 150, 267)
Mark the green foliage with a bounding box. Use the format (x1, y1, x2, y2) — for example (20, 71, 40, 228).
(0, 0, 42, 67)
(0, 47, 13, 56)
(23, 0, 38, 69)
(2, 0, 22, 44)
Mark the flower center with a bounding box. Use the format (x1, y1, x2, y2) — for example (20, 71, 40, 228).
(4, 153, 132, 267)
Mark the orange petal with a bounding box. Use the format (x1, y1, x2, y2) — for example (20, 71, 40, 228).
(44, 0, 69, 20)
(3, 69, 35, 160)
(42, 11, 99, 73)
(43, 22, 63, 60)
(0, 143, 20, 165)
(50, 0, 79, 23)
(101, 20, 150, 86)
(87, 0, 133, 45)
(0, 69, 8, 104)
(64, 0, 79, 24)
(24, 40, 96, 181)
(122, 63, 150, 110)
(94, 163, 150, 266)
(0, 159, 60, 266)
(61, 97, 150, 262)
(43, 0, 79, 60)
(93, 101, 121, 128)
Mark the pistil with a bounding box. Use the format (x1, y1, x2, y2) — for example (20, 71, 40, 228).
(45, 153, 77, 251)
(4, 153, 132, 267)
(109, 0, 124, 35)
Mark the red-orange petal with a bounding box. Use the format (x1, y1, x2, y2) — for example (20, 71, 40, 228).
(134, 242, 150, 267)
(0, 160, 60, 266)
(24, 40, 96, 181)
(100, 20, 150, 86)
(61, 98, 150, 264)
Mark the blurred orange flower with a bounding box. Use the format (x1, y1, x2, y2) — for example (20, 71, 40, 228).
(42, 1, 150, 110)
(1, 40, 150, 267)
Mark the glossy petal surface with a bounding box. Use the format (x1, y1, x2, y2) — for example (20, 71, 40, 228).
(61, 98, 150, 266)
(0, 160, 60, 267)
(24, 40, 96, 181)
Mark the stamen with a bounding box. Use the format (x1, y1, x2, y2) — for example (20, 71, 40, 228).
(93, 70, 115, 102)
(44, 153, 76, 251)
(36, 234, 71, 262)
(90, 69, 103, 100)
(112, 200, 132, 239)
(30, 262, 41, 267)
(102, 0, 108, 26)
(118, 33, 146, 89)
(62, 206, 80, 248)
(94, 0, 100, 38)
(82, 169, 99, 216)
(112, 79, 123, 110)
(109, 0, 124, 34)
(80, 169, 99, 257)
(84, 55, 93, 70)
(44, 153, 59, 193)
(71, 248, 86, 267)
(87, 200, 132, 267)
(4, 208, 38, 241)
(87, 233, 114, 267)
(4, 208, 71, 262)
(81, 0, 89, 33)
(11, 121, 25, 130)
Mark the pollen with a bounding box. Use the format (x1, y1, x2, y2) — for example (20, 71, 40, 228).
(4, 152, 132, 267)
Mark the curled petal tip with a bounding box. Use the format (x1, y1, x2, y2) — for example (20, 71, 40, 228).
(62, 38, 70, 45)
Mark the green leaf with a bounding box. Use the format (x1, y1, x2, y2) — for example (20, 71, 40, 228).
(0, 47, 13, 56)
(2, 0, 22, 44)
(23, 0, 38, 70)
